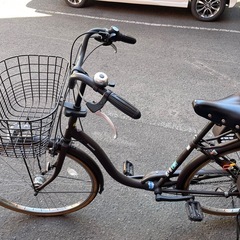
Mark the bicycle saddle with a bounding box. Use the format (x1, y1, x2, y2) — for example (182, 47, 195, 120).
(193, 94, 240, 131)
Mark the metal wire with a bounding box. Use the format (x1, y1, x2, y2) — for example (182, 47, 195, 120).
(0, 55, 68, 158)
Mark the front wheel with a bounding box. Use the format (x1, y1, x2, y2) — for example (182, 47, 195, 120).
(64, 0, 93, 8)
(190, 0, 226, 21)
(0, 147, 100, 216)
(177, 152, 240, 216)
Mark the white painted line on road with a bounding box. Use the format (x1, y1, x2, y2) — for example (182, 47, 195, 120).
(40, 10, 240, 34)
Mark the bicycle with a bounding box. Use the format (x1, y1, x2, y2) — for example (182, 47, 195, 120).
(0, 27, 240, 225)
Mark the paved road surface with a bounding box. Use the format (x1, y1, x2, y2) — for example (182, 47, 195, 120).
(0, 0, 240, 239)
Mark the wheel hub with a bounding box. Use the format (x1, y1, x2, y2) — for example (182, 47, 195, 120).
(33, 174, 46, 188)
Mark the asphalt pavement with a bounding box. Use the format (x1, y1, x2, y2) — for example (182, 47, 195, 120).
(0, 0, 240, 239)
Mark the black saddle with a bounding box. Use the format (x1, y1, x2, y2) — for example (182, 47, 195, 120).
(193, 94, 240, 131)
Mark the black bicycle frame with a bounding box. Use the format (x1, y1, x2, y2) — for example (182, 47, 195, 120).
(36, 28, 240, 198)
(58, 115, 240, 193)
(35, 103, 240, 197)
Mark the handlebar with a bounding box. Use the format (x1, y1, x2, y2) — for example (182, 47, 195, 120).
(69, 73, 141, 119)
(115, 33, 136, 44)
(72, 26, 137, 73)
(69, 26, 141, 119)
(93, 26, 136, 45)
(108, 26, 136, 44)
(107, 92, 141, 119)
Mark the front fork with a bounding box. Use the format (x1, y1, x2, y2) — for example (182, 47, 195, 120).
(33, 109, 76, 194)
(33, 138, 70, 195)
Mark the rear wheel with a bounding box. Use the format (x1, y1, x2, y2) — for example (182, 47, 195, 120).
(177, 152, 240, 216)
(0, 148, 99, 216)
(191, 0, 226, 21)
(64, 0, 93, 8)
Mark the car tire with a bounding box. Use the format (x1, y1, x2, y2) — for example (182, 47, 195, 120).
(191, 0, 226, 21)
(65, 0, 93, 8)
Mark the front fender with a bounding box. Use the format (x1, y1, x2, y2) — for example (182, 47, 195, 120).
(68, 145, 104, 193)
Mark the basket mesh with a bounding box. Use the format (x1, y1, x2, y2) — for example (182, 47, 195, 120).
(0, 55, 69, 158)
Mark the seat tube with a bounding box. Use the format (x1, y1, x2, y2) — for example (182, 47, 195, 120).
(155, 121, 214, 190)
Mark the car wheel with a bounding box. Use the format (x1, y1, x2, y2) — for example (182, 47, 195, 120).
(64, 0, 93, 8)
(191, 0, 226, 21)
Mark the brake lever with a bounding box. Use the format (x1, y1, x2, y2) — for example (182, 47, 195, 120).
(95, 110, 118, 139)
(93, 36, 117, 52)
(94, 31, 119, 46)
(111, 43, 117, 53)
(86, 89, 112, 113)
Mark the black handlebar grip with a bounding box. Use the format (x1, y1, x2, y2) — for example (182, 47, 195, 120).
(108, 92, 141, 119)
(118, 33, 136, 44)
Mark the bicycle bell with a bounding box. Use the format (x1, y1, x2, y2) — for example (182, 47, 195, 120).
(94, 72, 108, 87)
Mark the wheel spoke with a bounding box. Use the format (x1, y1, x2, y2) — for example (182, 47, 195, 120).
(177, 149, 240, 216)
(0, 151, 99, 216)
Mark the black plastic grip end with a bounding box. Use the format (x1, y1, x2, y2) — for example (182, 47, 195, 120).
(118, 33, 136, 44)
(108, 92, 141, 119)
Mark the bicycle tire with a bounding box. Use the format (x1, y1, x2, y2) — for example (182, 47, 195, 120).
(0, 146, 100, 216)
(176, 152, 240, 216)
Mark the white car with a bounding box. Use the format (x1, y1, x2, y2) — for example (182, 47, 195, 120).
(64, 0, 237, 21)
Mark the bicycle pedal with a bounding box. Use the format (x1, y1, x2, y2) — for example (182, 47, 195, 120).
(123, 160, 134, 176)
(185, 200, 204, 222)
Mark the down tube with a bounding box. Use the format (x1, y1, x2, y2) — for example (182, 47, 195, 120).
(71, 128, 150, 190)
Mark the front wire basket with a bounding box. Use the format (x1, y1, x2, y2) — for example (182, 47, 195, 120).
(0, 55, 69, 158)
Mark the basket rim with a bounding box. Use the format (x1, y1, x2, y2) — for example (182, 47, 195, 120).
(0, 54, 69, 123)
(0, 54, 69, 64)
